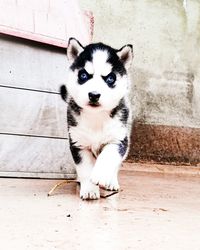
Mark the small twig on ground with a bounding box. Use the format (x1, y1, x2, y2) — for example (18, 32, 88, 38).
(47, 180, 78, 196)
(100, 190, 119, 198)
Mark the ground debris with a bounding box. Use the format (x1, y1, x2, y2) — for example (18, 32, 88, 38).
(153, 208, 168, 213)
(47, 180, 120, 199)
(47, 180, 78, 196)
(100, 190, 119, 198)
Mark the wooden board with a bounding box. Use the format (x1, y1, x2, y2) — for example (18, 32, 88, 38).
(0, 2, 93, 178)
(0, 34, 69, 93)
(0, 36, 73, 177)
(0, 134, 75, 178)
(0, 87, 67, 138)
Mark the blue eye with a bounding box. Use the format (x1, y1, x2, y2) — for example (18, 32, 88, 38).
(103, 73, 116, 88)
(78, 69, 91, 84)
(106, 75, 115, 84)
(80, 72, 88, 80)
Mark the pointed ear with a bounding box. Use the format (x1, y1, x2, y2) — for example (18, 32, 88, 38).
(67, 38, 84, 63)
(117, 44, 133, 70)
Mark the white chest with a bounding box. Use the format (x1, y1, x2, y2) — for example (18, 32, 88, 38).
(69, 110, 126, 154)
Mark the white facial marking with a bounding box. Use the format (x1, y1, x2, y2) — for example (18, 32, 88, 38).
(85, 61, 94, 75)
(92, 50, 112, 76)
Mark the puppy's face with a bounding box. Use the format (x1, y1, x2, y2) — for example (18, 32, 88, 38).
(66, 38, 133, 112)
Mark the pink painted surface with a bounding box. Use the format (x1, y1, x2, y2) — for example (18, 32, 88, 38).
(0, 0, 93, 47)
(0, 24, 68, 48)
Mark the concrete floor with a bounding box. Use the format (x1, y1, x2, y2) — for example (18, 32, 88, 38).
(0, 164, 200, 250)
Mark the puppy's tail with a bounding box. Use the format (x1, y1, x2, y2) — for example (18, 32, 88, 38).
(60, 85, 68, 102)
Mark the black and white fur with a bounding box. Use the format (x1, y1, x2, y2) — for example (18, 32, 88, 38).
(60, 38, 133, 200)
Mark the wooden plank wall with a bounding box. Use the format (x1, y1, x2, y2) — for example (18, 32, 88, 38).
(0, 34, 75, 178)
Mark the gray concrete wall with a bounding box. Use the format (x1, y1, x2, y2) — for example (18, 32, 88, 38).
(79, 0, 200, 129)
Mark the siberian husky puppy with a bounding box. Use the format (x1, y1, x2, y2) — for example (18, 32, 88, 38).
(60, 38, 133, 200)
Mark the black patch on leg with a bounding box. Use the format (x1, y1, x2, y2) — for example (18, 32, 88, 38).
(110, 99, 124, 118)
(67, 109, 77, 127)
(60, 85, 68, 102)
(118, 136, 128, 157)
(67, 98, 82, 127)
(68, 98, 82, 115)
(110, 99, 129, 125)
(69, 135, 82, 164)
(121, 105, 129, 125)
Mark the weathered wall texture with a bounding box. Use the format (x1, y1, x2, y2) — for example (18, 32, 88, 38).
(80, 0, 200, 164)
(80, 0, 200, 128)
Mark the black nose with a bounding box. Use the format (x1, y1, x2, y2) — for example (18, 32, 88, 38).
(88, 92, 101, 103)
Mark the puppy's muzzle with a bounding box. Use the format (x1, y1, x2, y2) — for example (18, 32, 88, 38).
(88, 92, 101, 104)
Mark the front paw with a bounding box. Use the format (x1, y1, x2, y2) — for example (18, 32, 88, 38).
(80, 181, 100, 200)
(91, 168, 120, 191)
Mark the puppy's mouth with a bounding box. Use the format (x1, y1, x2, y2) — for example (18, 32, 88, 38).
(88, 101, 101, 107)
